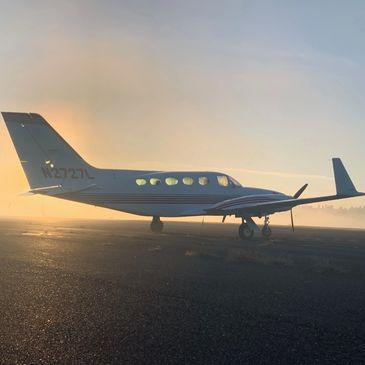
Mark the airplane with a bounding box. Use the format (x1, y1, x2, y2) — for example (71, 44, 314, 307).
(2, 112, 364, 239)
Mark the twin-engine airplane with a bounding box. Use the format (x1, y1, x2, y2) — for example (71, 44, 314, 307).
(2, 112, 364, 239)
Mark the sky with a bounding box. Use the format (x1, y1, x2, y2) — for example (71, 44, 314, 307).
(0, 0, 365, 225)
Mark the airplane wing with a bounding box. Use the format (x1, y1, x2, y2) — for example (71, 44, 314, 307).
(206, 158, 365, 217)
(206, 193, 364, 217)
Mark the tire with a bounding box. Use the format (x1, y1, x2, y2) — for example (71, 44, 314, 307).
(238, 224, 254, 240)
(261, 225, 272, 238)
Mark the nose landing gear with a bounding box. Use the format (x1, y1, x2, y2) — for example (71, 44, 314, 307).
(150, 216, 163, 233)
(261, 215, 272, 238)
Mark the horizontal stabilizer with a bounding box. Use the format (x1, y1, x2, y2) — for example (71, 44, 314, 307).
(24, 183, 99, 196)
(29, 185, 63, 194)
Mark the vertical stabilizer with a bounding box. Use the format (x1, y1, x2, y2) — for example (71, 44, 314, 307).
(2, 112, 95, 189)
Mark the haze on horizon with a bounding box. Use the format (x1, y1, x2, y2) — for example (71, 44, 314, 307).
(0, 0, 364, 227)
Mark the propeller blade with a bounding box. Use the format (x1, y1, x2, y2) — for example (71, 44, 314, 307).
(222, 215, 226, 223)
(290, 209, 295, 232)
(293, 183, 308, 199)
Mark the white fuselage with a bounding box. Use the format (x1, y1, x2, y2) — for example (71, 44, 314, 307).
(55, 168, 290, 217)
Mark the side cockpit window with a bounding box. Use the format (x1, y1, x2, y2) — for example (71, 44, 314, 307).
(217, 175, 229, 187)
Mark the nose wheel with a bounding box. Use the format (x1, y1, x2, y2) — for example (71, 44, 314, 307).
(261, 216, 272, 238)
(150, 216, 163, 233)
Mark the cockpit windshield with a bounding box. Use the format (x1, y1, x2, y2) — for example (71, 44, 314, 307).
(228, 176, 242, 187)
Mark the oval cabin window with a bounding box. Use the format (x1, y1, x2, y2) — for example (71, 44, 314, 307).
(198, 176, 209, 185)
(182, 177, 194, 185)
(136, 178, 147, 186)
(165, 177, 178, 186)
(150, 178, 161, 186)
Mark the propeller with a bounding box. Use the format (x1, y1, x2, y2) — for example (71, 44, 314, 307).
(290, 209, 295, 232)
(290, 183, 308, 232)
(293, 183, 308, 199)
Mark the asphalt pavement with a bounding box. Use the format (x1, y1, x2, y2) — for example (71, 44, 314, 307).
(0, 219, 365, 364)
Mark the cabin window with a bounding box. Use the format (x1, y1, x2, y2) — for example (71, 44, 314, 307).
(198, 176, 209, 185)
(165, 177, 178, 186)
(217, 175, 229, 187)
(136, 178, 147, 186)
(150, 177, 161, 186)
(182, 177, 194, 185)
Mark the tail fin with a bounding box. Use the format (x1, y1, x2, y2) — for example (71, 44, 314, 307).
(332, 158, 358, 196)
(2, 112, 95, 189)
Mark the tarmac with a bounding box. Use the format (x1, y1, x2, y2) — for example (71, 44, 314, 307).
(0, 218, 365, 364)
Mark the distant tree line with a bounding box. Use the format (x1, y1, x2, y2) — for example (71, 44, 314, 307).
(301, 205, 365, 217)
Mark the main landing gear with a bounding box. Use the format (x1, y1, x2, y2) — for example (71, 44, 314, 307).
(150, 216, 163, 233)
(238, 216, 272, 240)
(238, 220, 254, 240)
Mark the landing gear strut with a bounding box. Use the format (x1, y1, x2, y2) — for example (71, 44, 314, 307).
(261, 216, 272, 238)
(238, 219, 254, 240)
(150, 216, 163, 233)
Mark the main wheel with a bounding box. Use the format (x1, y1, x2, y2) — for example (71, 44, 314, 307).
(261, 225, 272, 238)
(238, 223, 254, 240)
(150, 217, 163, 233)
